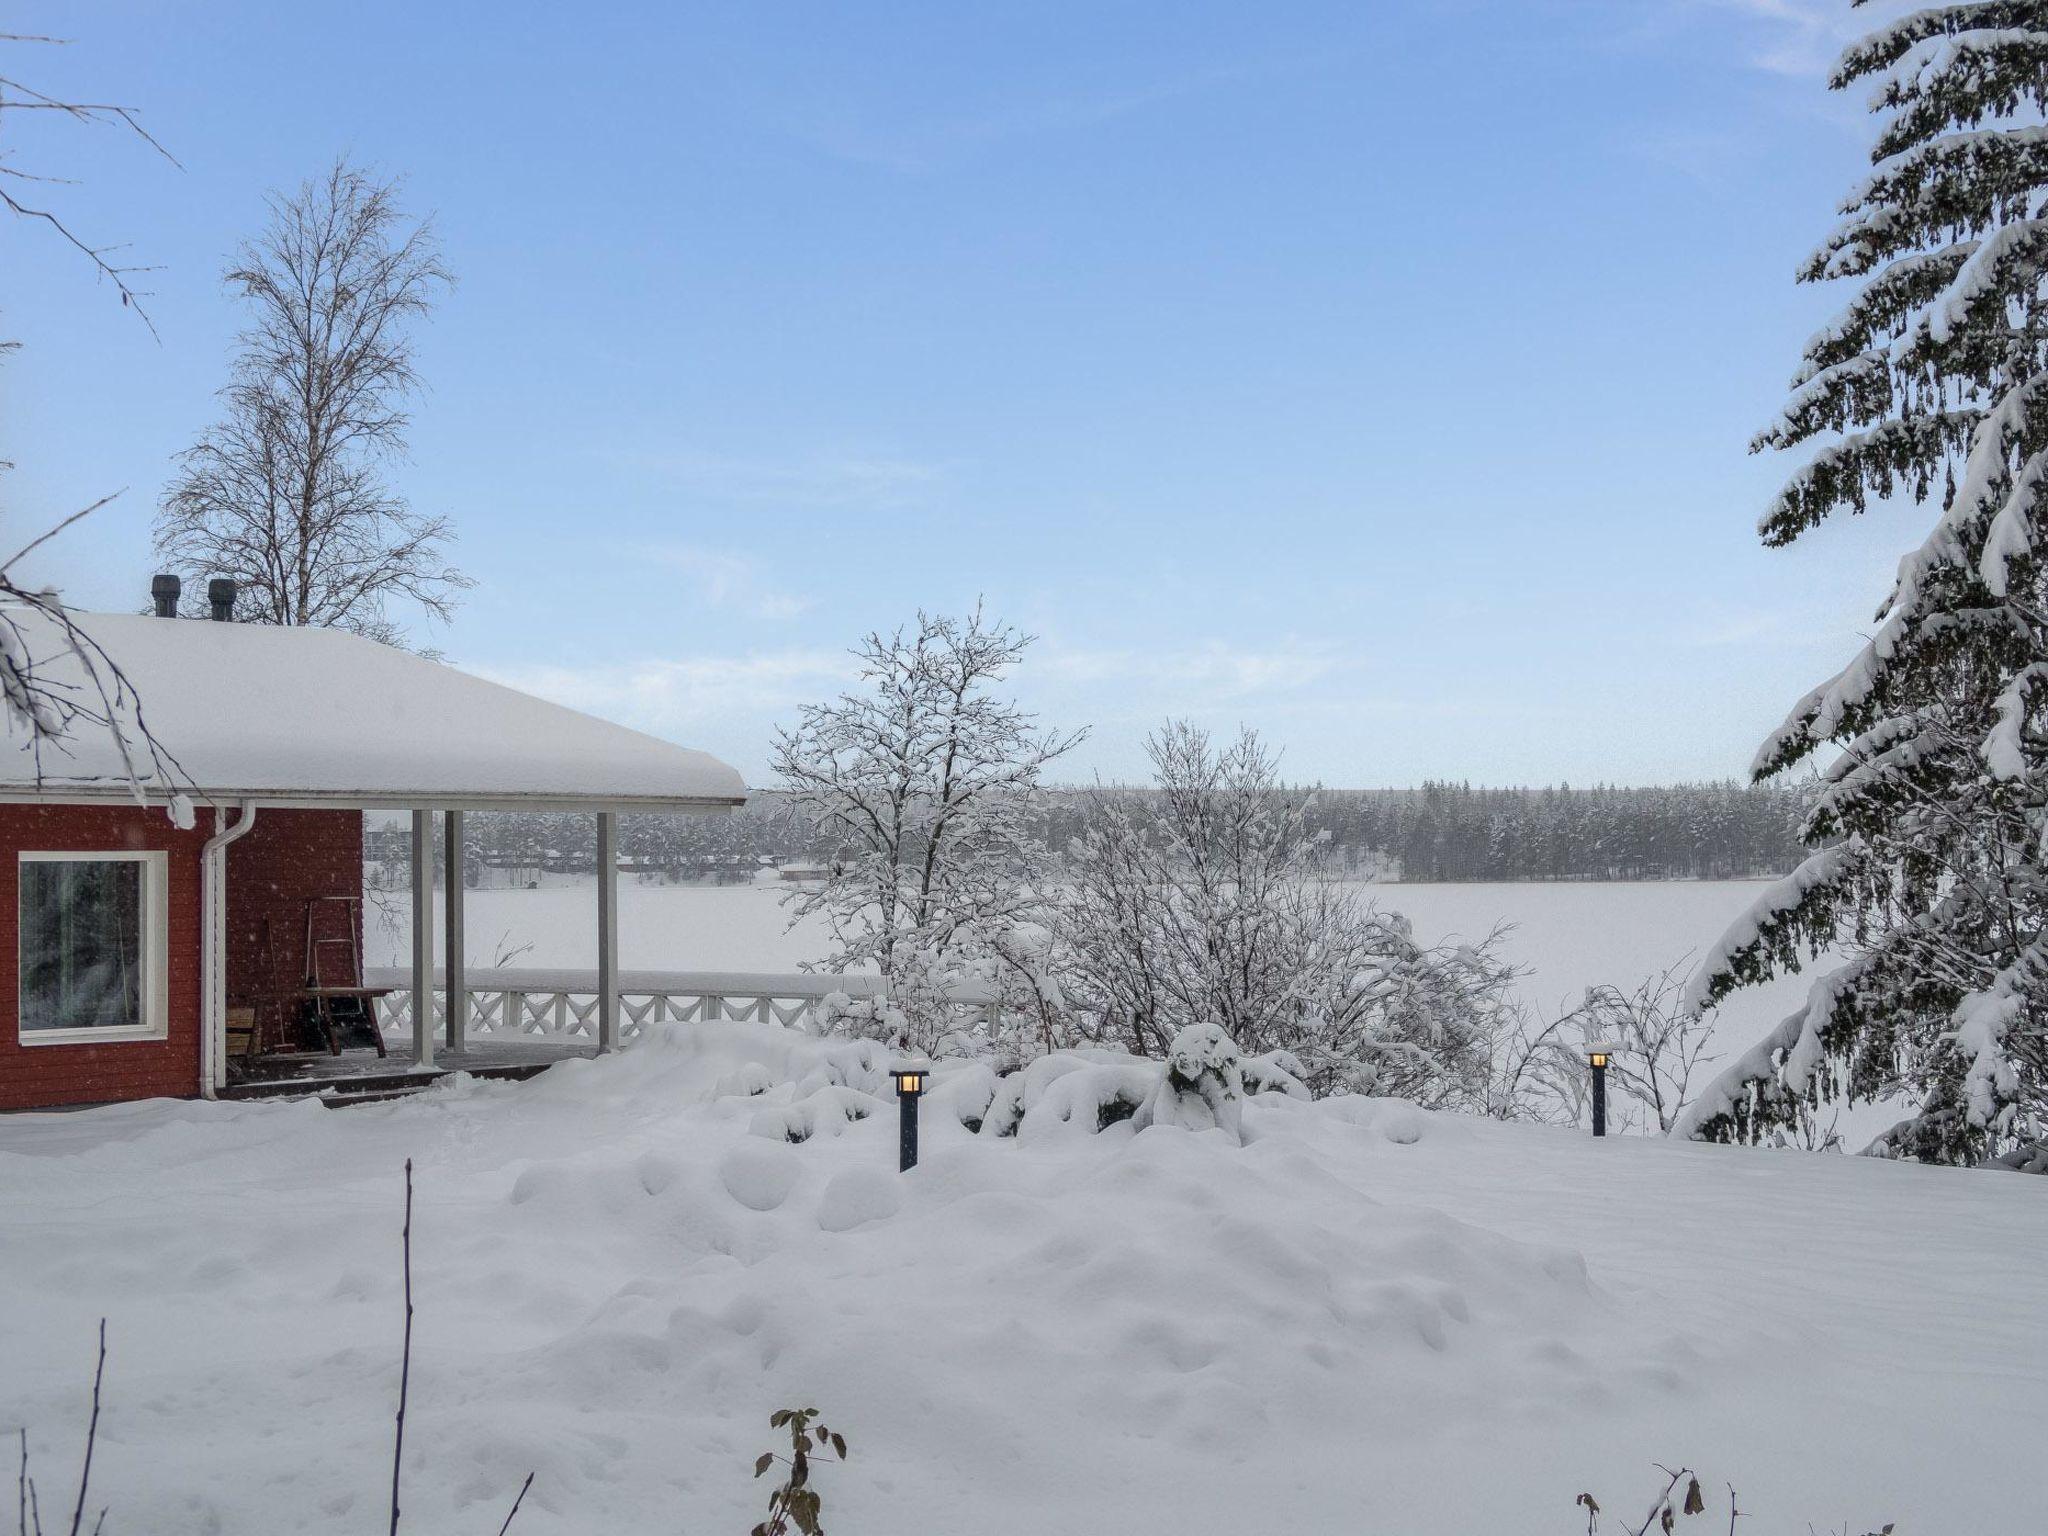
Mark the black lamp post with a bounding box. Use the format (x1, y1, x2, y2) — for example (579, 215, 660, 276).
(1585, 1041, 1619, 1138)
(890, 1059, 931, 1171)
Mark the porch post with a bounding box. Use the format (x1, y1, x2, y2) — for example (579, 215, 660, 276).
(597, 809, 619, 1053)
(411, 809, 435, 1068)
(444, 808, 466, 1054)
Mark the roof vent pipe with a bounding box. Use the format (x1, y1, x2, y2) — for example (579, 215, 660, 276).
(207, 577, 237, 622)
(150, 573, 181, 618)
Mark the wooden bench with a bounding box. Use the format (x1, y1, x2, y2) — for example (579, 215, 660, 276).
(225, 1005, 260, 1062)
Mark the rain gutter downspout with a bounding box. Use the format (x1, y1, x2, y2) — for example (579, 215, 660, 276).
(199, 801, 258, 1100)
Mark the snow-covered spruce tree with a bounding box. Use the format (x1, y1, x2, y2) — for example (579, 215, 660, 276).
(773, 607, 1084, 1053)
(1683, 3, 2048, 1168)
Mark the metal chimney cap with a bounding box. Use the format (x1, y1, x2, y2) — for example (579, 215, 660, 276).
(150, 573, 182, 618)
(206, 577, 237, 622)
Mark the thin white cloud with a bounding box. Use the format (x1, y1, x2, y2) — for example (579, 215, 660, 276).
(639, 545, 813, 620)
(478, 636, 1355, 763)
(1038, 637, 1350, 700)
(1705, 0, 1914, 77)
(797, 54, 1334, 174)
(617, 445, 946, 511)
(477, 648, 851, 733)
(1681, 601, 1838, 649)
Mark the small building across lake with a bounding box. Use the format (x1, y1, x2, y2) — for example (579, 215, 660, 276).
(0, 594, 746, 1111)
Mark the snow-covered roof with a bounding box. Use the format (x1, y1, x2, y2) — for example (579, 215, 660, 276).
(0, 610, 747, 812)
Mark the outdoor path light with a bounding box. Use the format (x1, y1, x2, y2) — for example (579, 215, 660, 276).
(891, 1057, 932, 1172)
(1584, 1040, 1620, 1138)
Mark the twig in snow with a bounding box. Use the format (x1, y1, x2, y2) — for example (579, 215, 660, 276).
(494, 1471, 534, 1536)
(390, 1158, 414, 1536)
(63, 1321, 104, 1536)
(1630, 1464, 1689, 1536)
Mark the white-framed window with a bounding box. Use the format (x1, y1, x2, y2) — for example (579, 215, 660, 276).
(17, 851, 169, 1045)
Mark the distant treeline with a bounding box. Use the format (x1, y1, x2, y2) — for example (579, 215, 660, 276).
(1294, 780, 1810, 882)
(368, 779, 1810, 886)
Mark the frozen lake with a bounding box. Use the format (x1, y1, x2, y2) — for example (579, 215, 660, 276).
(367, 877, 1810, 1057)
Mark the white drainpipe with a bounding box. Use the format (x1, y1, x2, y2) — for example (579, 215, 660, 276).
(198, 801, 259, 1100)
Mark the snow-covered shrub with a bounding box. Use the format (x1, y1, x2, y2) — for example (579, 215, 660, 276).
(1139, 1022, 1246, 1141)
(979, 912, 1071, 1057)
(1011, 1062, 1159, 1140)
(666, 1022, 894, 1112)
(1241, 1048, 1311, 1099)
(814, 939, 1053, 1064)
(975, 1026, 1265, 1143)
(979, 1051, 1155, 1139)
(1052, 723, 1513, 1109)
(925, 1058, 1002, 1133)
(748, 1085, 875, 1146)
(1281, 914, 1516, 1108)
(814, 988, 907, 1047)
(1481, 1003, 1590, 1126)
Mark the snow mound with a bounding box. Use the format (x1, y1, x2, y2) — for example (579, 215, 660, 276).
(0, 1023, 2040, 1534)
(816, 1167, 902, 1231)
(719, 1142, 804, 1211)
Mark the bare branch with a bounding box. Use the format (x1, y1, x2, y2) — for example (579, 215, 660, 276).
(0, 34, 176, 336)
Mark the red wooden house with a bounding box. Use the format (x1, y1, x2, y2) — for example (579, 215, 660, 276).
(0, 589, 746, 1111)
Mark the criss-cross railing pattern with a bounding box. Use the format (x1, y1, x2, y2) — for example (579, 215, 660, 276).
(366, 967, 991, 1044)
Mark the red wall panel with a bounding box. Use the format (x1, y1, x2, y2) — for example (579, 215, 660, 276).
(0, 803, 364, 1111)
(0, 803, 207, 1110)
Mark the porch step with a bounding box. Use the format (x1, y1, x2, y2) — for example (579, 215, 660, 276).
(220, 1058, 561, 1106)
(321, 1061, 557, 1109)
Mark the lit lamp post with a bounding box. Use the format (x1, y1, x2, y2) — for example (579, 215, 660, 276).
(891, 1057, 932, 1172)
(1584, 1040, 1619, 1138)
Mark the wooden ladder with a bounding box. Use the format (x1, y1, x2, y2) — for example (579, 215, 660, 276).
(302, 896, 385, 1057)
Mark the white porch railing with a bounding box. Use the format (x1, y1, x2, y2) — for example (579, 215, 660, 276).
(364, 966, 994, 1044)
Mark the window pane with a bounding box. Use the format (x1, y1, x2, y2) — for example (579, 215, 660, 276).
(19, 860, 144, 1032)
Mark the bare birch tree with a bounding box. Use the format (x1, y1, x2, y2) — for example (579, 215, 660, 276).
(154, 160, 465, 646)
(774, 608, 1084, 1045)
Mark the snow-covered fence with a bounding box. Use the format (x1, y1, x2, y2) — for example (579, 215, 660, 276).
(364, 966, 996, 1044)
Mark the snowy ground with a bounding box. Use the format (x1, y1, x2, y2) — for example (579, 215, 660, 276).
(4, 1025, 2039, 1534)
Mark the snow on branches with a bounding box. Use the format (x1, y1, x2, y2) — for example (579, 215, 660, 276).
(772, 606, 1084, 1053)
(0, 571, 191, 825)
(1053, 723, 1513, 1111)
(1690, 4, 2048, 1165)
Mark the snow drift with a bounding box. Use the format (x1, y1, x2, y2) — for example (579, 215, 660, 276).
(0, 1023, 2039, 1534)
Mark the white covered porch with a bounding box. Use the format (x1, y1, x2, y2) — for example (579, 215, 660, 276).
(0, 611, 750, 1101)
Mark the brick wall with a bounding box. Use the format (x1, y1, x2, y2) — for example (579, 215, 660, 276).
(224, 809, 365, 1035)
(0, 803, 208, 1111)
(0, 803, 364, 1111)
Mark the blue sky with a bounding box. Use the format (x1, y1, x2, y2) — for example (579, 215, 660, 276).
(5, 0, 1921, 787)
